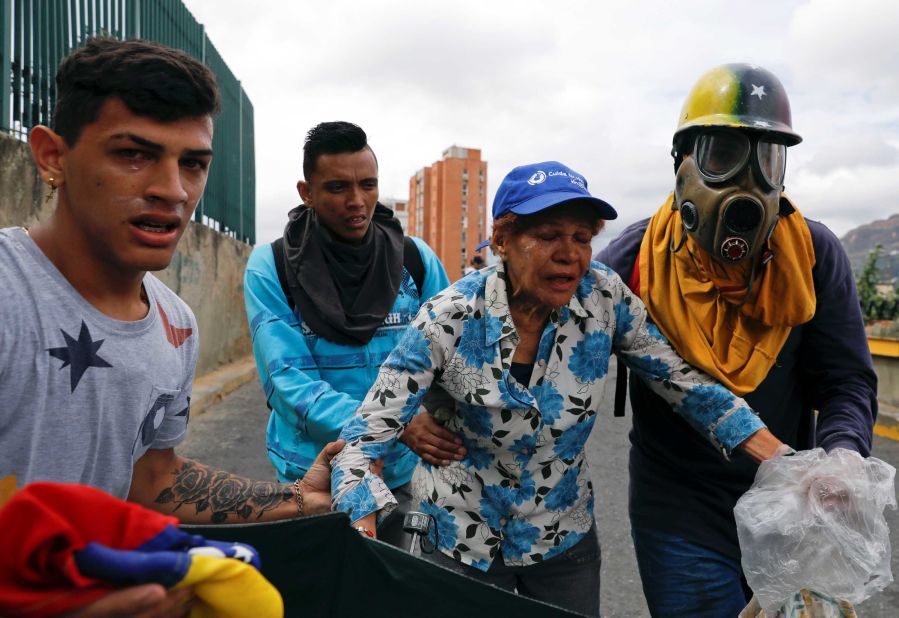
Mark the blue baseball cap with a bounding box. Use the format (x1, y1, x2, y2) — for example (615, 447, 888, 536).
(475, 161, 617, 250)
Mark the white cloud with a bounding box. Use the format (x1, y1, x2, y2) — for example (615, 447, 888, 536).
(790, 160, 899, 237)
(183, 0, 899, 246)
(801, 133, 899, 175)
(789, 0, 899, 99)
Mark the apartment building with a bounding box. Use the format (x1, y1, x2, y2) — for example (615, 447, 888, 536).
(408, 146, 488, 280)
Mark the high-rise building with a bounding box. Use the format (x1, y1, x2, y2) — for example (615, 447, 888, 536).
(381, 197, 409, 234)
(408, 146, 488, 280)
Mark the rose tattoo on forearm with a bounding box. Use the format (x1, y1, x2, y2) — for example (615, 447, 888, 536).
(155, 460, 292, 523)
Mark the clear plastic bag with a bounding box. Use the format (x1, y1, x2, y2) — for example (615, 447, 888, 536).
(735, 447, 897, 614)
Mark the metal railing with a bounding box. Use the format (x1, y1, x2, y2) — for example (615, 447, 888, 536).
(0, 0, 255, 244)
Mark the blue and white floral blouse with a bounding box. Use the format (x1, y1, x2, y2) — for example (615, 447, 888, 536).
(331, 261, 765, 571)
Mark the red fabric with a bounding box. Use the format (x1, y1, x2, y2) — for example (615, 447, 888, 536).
(627, 253, 641, 297)
(0, 482, 178, 617)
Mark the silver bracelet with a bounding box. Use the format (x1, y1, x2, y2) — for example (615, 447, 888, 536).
(293, 479, 304, 516)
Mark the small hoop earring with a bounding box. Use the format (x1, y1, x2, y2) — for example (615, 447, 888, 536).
(45, 177, 57, 204)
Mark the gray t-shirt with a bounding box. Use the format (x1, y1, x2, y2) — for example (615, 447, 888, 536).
(0, 227, 198, 498)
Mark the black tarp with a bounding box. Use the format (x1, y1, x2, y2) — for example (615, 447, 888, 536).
(184, 512, 585, 617)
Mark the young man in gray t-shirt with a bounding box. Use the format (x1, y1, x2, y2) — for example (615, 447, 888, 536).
(0, 227, 199, 500)
(1, 37, 342, 616)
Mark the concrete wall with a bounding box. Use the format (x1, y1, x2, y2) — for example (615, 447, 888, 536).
(871, 355, 899, 409)
(0, 133, 251, 377)
(866, 323, 899, 409)
(0, 134, 55, 226)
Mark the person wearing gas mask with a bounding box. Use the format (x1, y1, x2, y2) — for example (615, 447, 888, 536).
(595, 64, 877, 617)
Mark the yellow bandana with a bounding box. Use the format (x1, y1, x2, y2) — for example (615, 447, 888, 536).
(639, 194, 816, 395)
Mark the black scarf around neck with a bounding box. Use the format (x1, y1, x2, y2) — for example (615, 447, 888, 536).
(280, 203, 405, 345)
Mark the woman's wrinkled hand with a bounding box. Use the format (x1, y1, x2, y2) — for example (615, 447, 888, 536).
(401, 411, 466, 466)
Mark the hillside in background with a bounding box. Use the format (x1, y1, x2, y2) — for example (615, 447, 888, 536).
(840, 214, 899, 282)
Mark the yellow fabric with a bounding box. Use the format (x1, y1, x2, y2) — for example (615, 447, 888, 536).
(173, 553, 283, 618)
(639, 194, 816, 395)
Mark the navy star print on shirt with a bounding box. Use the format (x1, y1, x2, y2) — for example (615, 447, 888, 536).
(47, 321, 113, 392)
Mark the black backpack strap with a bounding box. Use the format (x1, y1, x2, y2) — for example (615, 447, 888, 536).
(612, 251, 643, 419)
(403, 236, 426, 297)
(271, 237, 294, 310)
(614, 356, 627, 417)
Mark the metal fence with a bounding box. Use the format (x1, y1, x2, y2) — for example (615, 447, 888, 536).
(0, 0, 255, 244)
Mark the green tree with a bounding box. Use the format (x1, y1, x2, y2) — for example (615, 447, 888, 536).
(857, 244, 883, 320)
(855, 244, 899, 321)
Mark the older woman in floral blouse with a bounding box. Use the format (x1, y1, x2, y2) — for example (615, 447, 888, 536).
(331, 161, 783, 616)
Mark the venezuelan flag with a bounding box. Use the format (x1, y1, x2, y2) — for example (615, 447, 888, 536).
(0, 482, 283, 617)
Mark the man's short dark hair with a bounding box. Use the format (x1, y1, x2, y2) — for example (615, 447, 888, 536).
(303, 121, 376, 180)
(52, 37, 220, 145)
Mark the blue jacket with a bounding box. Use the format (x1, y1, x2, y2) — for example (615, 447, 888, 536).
(244, 237, 450, 488)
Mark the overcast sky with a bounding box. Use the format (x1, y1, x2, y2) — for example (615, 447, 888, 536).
(183, 0, 899, 251)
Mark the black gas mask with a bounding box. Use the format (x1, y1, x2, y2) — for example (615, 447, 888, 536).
(674, 129, 789, 263)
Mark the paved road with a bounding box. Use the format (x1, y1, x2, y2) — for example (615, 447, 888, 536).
(181, 372, 899, 617)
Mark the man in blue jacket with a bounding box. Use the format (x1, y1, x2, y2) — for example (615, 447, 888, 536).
(595, 64, 877, 617)
(244, 121, 451, 545)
